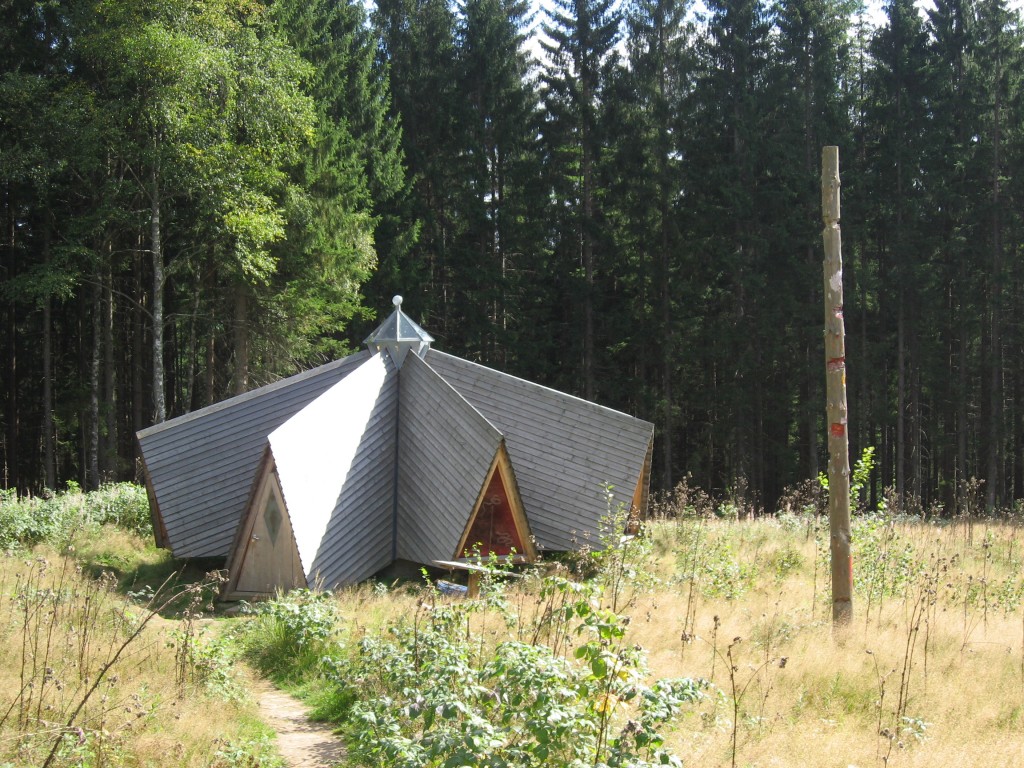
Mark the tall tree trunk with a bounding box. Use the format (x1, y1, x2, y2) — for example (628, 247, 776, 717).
(910, 342, 922, 501)
(986, 85, 1003, 509)
(151, 157, 167, 425)
(4, 181, 18, 490)
(88, 273, 101, 489)
(957, 274, 968, 508)
(657, 42, 674, 492)
(660, 204, 674, 490)
(894, 53, 907, 503)
(205, 258, 216, 405)
(860, 241, 873, 508)
(42, 222, 55, 490)
(233, 282, 249, 396)
(1015, 266, 1023, 500)
(805, 275, 819, 482)
(206, 332, 216, 405)
(101, 259, 116, 478)
(131, 244, 145, 471)
(582, 139, 595, 402)
(896, 297, 906, 500)
(184, 285, 200, 412)
(78, 312, 87, 488)
(802, 43, 819, 483)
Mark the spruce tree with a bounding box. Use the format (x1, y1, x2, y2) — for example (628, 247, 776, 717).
(971, 0, 1022, 506)
(0, 0, 83, 490)
(370, 0, 462, 338)
(865, 0, 930, 499)
(684, 0, 775, 496)
(540, 0, 622, 400)
(453, 0, 544, 365)
(607, 0, 693, 488)
(270, 0, 406, 364)
(923, 0, 982, 504)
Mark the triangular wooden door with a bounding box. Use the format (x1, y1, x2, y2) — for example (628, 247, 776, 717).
(231, 462, 306, 596)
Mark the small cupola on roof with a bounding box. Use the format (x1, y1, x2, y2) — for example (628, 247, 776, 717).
(363, 295, 434, 368)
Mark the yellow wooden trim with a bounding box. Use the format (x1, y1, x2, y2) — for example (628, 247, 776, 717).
(495, 444, 537, 561)
(454, 454, 500, 560)
(138, 447, 169, 549)
(222, 447, 273, 598)
(630, 436, 654, 522)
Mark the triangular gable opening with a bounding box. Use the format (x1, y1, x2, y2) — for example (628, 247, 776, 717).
(455, 444, 536, 563)
(222, 449, 307, 600)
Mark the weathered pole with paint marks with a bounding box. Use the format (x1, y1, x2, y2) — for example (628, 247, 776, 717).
(822, 146, 852, 627)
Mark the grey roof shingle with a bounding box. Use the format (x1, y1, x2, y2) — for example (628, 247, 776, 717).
(423, 350, 654, 551)
(138, 351, 370, 558)
(396, 353, 503, 564)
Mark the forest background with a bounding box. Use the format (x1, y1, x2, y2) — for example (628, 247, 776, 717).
(2, 0, 1022, 516)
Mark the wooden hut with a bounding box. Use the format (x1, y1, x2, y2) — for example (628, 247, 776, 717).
(136, 297, 653, 598)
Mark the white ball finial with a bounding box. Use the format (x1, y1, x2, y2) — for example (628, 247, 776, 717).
(392, 295, 403, 307)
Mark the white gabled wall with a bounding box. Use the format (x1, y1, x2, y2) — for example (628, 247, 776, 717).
(270, 352, 392, 577)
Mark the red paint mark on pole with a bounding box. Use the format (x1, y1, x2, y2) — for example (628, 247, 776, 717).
(830, 423, 845, 438)
(827, 357, 845, 372)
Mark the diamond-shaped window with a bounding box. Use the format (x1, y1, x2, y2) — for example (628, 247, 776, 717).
(264, 494, 282, 546)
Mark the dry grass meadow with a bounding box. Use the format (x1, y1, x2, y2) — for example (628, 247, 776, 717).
(635, 517, 1024, 767)
(2, 487, 1023, 768)
(323, 511, 1024, 768)
(0, 534, 279, 768)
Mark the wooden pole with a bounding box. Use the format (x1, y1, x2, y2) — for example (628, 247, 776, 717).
(822, 146, 852, 627)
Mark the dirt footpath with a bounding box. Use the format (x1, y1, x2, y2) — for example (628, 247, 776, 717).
(258, 687, 347, 768)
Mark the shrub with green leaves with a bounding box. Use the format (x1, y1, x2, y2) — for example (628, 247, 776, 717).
(0, 482, 151, 551)
(818, 446, 876, 513)
(332, 590, 706, 768)
(238, 589, 343, 681)
(83, 482, 152, 536)
(852, 513, 922, 603)
(562, 487, 659, 610)
(674, 523, 754, 600)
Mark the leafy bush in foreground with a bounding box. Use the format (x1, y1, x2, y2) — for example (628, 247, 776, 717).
(238, 588, 344, 682)
(241, 577, 706, 768)
(342, 593, 705, 768)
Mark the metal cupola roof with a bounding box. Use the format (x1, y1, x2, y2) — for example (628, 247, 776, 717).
(363, 295, 434, 368)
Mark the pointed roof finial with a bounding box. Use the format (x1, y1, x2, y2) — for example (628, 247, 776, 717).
(364, 294, 433, 367)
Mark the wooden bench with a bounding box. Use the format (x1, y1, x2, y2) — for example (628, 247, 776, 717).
(431, 558, 526, 597)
